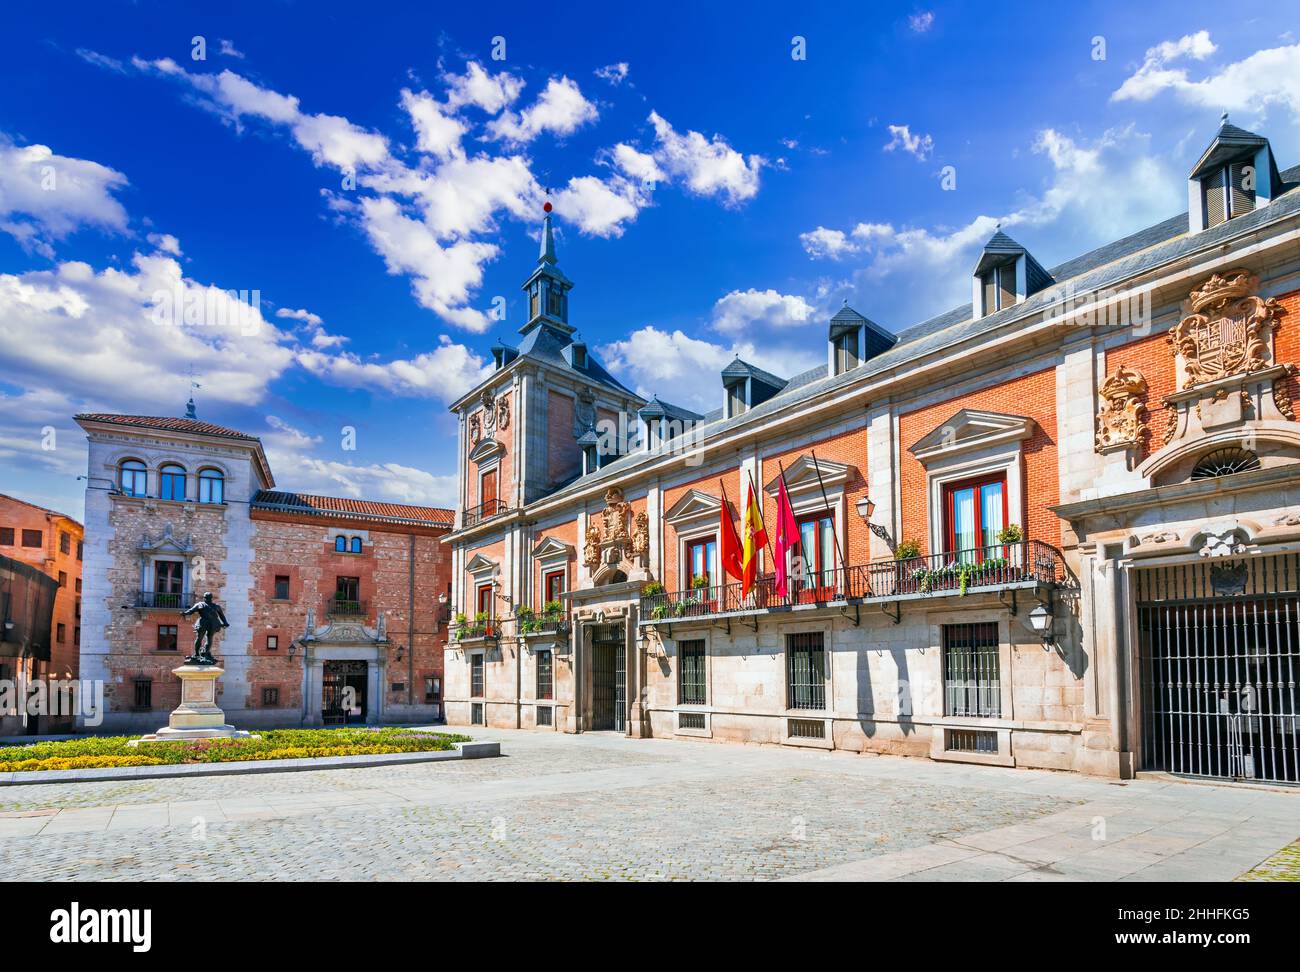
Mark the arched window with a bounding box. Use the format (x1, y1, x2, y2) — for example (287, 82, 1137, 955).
(350, 536, 363, 553)
(1191, 448, 1261, 480)
(335, 536, 347, 552)
(119, 459, 147, 497)
(198, 468, 224, 504)
(159, 463, 187, 501)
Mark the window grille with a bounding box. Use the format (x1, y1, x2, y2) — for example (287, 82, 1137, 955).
(678, 639, 706, 705)
(943, 622, 1001, 717)
(786, 632, 826, 710)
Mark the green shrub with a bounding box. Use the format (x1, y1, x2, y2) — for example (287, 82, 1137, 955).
(894, 539, 922, 561)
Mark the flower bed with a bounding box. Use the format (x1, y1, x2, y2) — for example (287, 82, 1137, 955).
(0, 728, 470, 773)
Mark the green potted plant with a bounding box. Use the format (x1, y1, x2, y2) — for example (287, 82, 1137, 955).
(893, 539, 923, 594)
(641, 581, 664, 598)
(453, 612, 469, 640)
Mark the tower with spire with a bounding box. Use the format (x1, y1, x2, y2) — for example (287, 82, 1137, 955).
(520, 204, 575, 336)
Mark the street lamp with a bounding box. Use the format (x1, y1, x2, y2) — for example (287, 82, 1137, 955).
(1028, 602, 1053, 646)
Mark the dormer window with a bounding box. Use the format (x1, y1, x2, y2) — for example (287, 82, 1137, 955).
(583, 444, 599, 474)
(1188, 117, 1278, 233)
(726, 381, 747, 417)
(980, 261, 1017, 315)
(1201, 161, 1255, 228)
(833, 331, 859, 372)
(571, 342, 587, 369)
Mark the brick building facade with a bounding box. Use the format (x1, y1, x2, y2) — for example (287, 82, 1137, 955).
(443, 118, 1300, 784)
(75, 414, 453, 732)
(0, 494, 84, 733)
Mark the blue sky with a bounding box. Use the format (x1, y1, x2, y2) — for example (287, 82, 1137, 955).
(2, 0, 1298, 519)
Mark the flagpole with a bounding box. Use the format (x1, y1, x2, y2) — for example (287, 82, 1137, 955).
(776, 458, 799, 597)
(808, 449, 846, 578)
(744, 466, 779, 570)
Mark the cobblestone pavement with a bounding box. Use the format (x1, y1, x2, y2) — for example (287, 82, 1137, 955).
(0, 729, 1294, 881)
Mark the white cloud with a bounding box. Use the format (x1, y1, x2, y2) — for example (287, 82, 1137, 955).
(1112, 32, 1300, 121)
(487, 76, 599, 145)
(219, 39, 245, 59)
(0, 253, 297, 412)
(883, 124, 934, 161)
(909, 11, 935, 33)
(799, 222, 893, 260)
(595, 62, 630, 85)
(275, 306, 322, 327)
(442, 61, 524, 114)
(146, 232, 181, 255)
(599, 326, 820, 412)
(0, 137, 129, 256)
(611, 143, 665, 186)
(261, 414, 458, 506)
(297, 333, 489, 399)
(400, 88, 467, 161)
(553, 175, 646, 237)
(76, 49, 126, 73)
(275, 306, 349, 348)
(711, 289, 816, 334)
(647, 111, 764, 205)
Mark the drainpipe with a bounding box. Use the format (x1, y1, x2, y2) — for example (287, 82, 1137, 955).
(408, 533, 416, 713)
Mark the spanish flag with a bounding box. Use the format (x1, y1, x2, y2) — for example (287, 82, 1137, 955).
(741, 483, 768, 596)
(719, 482, 744, 583)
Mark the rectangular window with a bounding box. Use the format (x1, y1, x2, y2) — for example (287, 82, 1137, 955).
(796, 511, 836, 592)
(133, 678, 152, 710)
(943, 474, 1007, 557)
(76, 540, 83, 561)
(155, 559, 184, 593)
(834, 332, 858, 373)
(479, 468, 498, 513)
(727, 381, 747, 416)
(266, 635, 278, 651)
(943, 622, 1001, 718)
(982, 262, 1017, 314)
(424, 676, 442, 703)
(678, 638, 706, 706)
(75, 578, 82, 593)
(274, 575, 290, 599)
(1229, 160, 1256, 218)
(543, 568, 566, 605)
(60, 531, 70, 554)
(786, 632, 826, 711)
(334, 576, 360, 613)
(262, 687, 280, 706)
(685, 537, 717, 588)
(158, 624, 178, 651)
(470, 653, 485, 698)
(1204, 165, 1228, 226)
(56, 623, 66, 643)
(536, 649, 553, 701)
(74, 626, 80, 646)
(476, 583, 493, 618)
(0, 527, 12, 545)
(21, 529, 41, 548)
(58, 570, 67, 587)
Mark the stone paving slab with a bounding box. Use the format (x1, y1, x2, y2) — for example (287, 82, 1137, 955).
(0, 727, 1293, 881)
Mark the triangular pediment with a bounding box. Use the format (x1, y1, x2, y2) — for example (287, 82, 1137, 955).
(764, 455, 852, 494)
(465, 553, 498, 575)
(909, 408, 1034, 463)
(531, 536, 574, 560)
(468, 437, 505, 464)
(664, 488, 722, 525)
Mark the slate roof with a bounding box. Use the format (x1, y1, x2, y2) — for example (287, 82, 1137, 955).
(510, 322, 634, 395)
(721, 357, 787, 390)
(252, 491, 454, 528)
(74, 413, 259, 440)
(520, 161, 1300, 509)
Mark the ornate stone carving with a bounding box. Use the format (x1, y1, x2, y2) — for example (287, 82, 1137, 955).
(583, 487, 649, 584)
(468, 413, 482, 445)
(1198, 528, 1247, 558)
(496, 392, 510, 431)
(1095, 366, 1147, 452)
(1275, 370, 1296, 421)
(574, 391, 596, 437)
(1169, 269, 1280, 389)
(631, 512, 649, 557)
(583, 524, 602, 572)
(1210, 562, 1249, 596)
(469, 389, 510, 445)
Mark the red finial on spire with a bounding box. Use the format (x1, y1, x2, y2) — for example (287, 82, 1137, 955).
(543, 201, 553, 213)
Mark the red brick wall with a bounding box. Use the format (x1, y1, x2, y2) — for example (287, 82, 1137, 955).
(547, 390, 581, 487)
(898, 367, 1059, 553)
(462, 538, 505, 619)
(532, 519, 578, 609)
(0, 498, 83, 682)
(469, 391, 513, 509)
(761, 427, 870, 566)
(661, 468, 732, 592)
(249, 512, 451, 714)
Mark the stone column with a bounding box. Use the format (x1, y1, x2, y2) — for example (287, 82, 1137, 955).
(367, 660, 381, 725)
(626, 606, 647, 737)
(304, 659, 323, 727)
(866, 402, 896, 560)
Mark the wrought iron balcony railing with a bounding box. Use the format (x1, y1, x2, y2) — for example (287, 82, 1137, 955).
(136, 590, 190, 609)
(462, 498, 509, 528)
(640, 540, 1063, 623)
(326, 597, 367, 617)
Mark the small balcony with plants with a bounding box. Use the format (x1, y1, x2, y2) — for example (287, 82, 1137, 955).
(515, 600, 570, 642)
(452, 611, 498, 643)
(639, 525, 1065, 628)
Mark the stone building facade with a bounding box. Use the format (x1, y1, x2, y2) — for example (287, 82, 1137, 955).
(443, 118, 1300, 784)
(0, 493, 84, 733)
(75, 413, 453, 732)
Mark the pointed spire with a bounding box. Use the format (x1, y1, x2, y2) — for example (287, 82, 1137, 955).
(539, 202, 557, 265)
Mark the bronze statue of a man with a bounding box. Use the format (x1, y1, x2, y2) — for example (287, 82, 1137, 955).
(180, 592, 229, 665)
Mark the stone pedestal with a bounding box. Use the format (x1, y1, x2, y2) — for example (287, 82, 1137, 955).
(130, 665, 258, 745)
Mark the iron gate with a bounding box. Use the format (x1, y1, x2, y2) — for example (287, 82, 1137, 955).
(1137, 554, 1300, 784)
(322, 660, 368, 726)
(589, 622, 626, 732)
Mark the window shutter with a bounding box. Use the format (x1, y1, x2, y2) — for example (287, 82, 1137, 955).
(1203, 166, 1227, 227)
(1229, 160, 1256, 217)
(982, 272, 997, 314)
(998, 262, 1017, 309)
